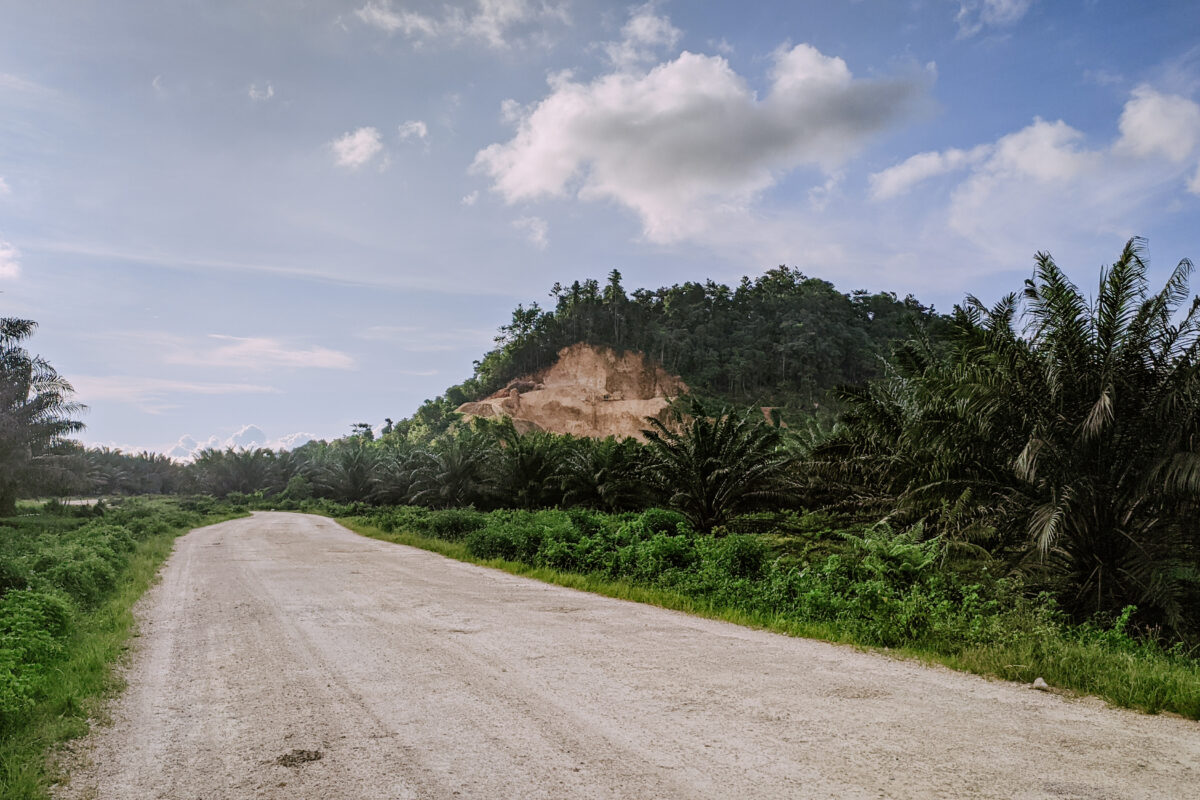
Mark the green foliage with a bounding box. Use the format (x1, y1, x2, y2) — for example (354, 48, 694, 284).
(813, 239, 1200, 638)
(0, 591, 71, 720)
(0, 319, 86, 514)
(556, 436, 649, 512)
(457, 267, 944, 413)
(643, 401, 794, 530)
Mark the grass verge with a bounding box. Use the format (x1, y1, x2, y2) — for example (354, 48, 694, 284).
(0, 508, 243, 800)
(340, 516, 1200, 720)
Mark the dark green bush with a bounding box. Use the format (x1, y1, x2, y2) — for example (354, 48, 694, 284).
(701, 534, 769, 581)
(428, 509, 487, 541)
(637, 508, 690, 536)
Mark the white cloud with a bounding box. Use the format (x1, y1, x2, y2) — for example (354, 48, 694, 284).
(355, 0, 568, 49)
(229, 424, 268, 448)
(513, 215, 549, 249)
(165, 434, 213, 459)
(248, 81, 275, 101)
(330, 126, 383, 169)
(0, 239, 20, 279)
(398, 119, 428, 140)
(0, 176, 9, 195)
(869, 145, 989, 199)
(272, 431, 315, 450)
(461, 190, 479, 206)
(165, 428, 316, 459)
(956, 0, 1034, 37)
(71, 377, 278, 414)
(870, 85, 1200, 264)
(602, 4, 681, 70)
(474, 43, 928, 243)
(151, 74, 167, 96)
(166, 335, 356, 370)
(355, 2, 441, 36)
(1114, 85, 1200, 163)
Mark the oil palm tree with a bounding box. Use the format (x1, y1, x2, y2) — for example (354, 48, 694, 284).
(556, 436, 648, 512)
(0, 318, 85, 514)
(642, 401, 793, 531)
(815, 239, 1200, 632)
(408, 431, 497, 509)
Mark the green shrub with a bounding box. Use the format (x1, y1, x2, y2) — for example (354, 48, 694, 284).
(702, 534, 769, 581)
(427, 509, 487, 541)
(638, 508, 690, 536)
(0, 590, 71, 725)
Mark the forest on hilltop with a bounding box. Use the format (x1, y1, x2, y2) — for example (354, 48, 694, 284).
(408, 267, 947, 433)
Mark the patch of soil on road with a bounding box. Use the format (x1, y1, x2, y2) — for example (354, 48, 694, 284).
(274, 749, 323, 767)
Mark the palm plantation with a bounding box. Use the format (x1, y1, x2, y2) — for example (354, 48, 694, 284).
(813, 239, 1200, 631)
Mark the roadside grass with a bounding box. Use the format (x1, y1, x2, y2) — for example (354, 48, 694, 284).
(0, 500, 244, 800)
(339, 511, 1200, 721)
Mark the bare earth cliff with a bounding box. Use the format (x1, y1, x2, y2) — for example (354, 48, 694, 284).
(455, 344, 687, 440)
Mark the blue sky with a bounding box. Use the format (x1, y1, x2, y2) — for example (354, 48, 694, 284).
(2, 0, 1198, 455)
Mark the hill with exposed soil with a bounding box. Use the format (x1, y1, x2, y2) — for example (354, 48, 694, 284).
(455, 343, 687, 441)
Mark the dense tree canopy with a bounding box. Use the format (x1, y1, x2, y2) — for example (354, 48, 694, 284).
(420, 267, 945, 424)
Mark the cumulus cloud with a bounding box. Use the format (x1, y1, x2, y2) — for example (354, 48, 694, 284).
(355, 0, 568, 49)
(166, 335, 356, 370)
(248, 81, 274, 101)
(870, 85, 1200, 262)
(601, 4, 681, 69)
(330, 126, 384, 169)
(229, 424, 268, 448)
(0, 239, 20, 279)
(461, 190, 479, 206)
(474, 42, 928, 242)
(956, 0, 1034, 37)
(513, 215, 549, 248)
(398, 119, 428, 141)
(1114, 85, 1200, 163)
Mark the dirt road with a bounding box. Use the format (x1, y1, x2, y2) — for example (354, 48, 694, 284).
(57, 513, 1198, 799)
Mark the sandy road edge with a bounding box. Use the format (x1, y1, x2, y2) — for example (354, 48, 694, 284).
(335, 514, 1200, 724)
(45, 513, 249, 795)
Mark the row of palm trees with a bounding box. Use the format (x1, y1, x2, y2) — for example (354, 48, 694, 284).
(190, 408, 790, 532)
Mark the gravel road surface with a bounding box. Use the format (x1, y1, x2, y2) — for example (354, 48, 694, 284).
(57, 512, 1199, 799)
